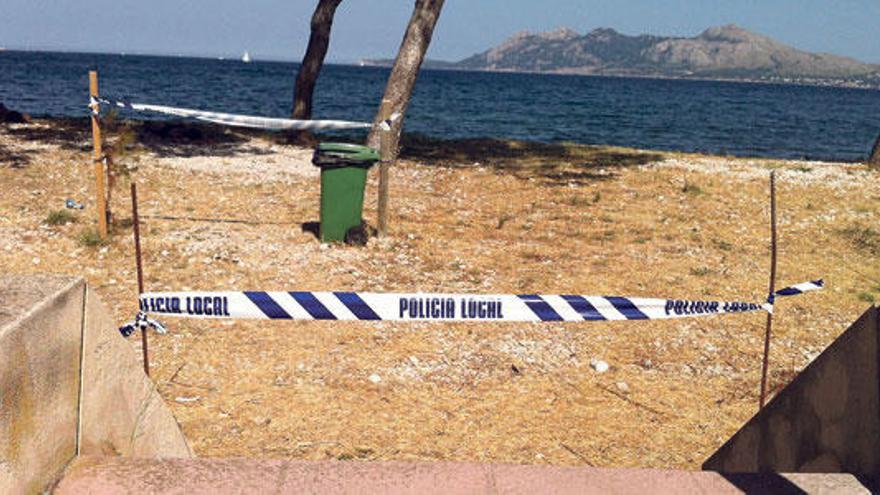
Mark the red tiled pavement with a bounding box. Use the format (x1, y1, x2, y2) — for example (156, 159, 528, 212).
(55, 457, 872, 494)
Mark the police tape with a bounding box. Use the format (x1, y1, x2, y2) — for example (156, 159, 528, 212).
(89, 96, 376, 132)
(130, 280, 823, 328)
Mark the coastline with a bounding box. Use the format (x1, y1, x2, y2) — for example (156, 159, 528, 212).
(358, 60, 880, 92)
(7, 116, 874, 165)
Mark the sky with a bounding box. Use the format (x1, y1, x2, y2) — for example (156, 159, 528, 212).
(2, 0, 879, 63)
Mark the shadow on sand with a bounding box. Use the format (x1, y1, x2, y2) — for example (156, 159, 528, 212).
(399, 134, 665, 186)
(5, 120, 665, 186)
(0, 142, 37, 168)
(4, 118, 276, 160)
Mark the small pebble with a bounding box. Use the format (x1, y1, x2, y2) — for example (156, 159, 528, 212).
(368, 373, 382, 384)
(616, 381, 630, 394)
(590, 359, 609, 373)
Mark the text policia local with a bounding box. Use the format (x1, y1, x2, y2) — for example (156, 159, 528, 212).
(141, 296, 230, 317)
(399, 297, 504, 319)
(140, 294, 761, 320)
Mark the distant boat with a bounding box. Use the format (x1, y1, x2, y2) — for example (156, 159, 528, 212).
(241, 51, 252, 63)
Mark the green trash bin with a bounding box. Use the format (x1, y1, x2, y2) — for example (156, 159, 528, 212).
(312, 142, 380, 243)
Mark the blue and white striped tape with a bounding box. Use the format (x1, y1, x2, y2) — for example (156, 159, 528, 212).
(137, 280, 823, 322)
(89, 96, 375, 132)
(766, 279, 824, 306)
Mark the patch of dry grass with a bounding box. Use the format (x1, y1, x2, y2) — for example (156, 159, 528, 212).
(2, 121, 878, 469)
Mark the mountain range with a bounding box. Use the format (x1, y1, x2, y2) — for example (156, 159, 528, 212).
(361, 25, 880, 88)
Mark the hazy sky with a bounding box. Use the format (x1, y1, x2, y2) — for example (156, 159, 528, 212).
(2, 0, 879, 63)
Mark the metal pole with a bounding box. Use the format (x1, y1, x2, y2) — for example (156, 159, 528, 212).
(759, 171, 777, 408)
(131, 182, 150, 376)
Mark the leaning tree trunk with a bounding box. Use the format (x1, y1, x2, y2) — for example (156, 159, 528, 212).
(290, 0, 343, 143)
(368, 0, 445, 235)
(870, 132, 880, 169)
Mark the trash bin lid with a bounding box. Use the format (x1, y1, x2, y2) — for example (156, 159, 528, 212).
(314, 142, 380, 164)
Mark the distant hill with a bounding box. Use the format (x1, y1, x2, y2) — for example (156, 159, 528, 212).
(365, 25, 880, 88)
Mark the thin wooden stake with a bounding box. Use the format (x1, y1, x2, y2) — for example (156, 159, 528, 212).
(376, 125, 392, 236)
(131, 182, 150, 376)
(89, 71, 109, 239)
(759, 171, 777, 408)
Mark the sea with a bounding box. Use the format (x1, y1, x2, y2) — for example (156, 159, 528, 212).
(2, 50, 879, 162)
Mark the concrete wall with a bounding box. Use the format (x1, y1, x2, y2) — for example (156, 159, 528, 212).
(0, 275, 191, 494)
(79, 286, 192, 458)
(704, 306, 879, 475)
(0, 276, 84, 494)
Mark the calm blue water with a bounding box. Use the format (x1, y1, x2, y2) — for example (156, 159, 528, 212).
(2, 50, 879, 161)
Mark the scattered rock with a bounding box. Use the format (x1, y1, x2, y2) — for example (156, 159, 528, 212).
(368, 373, 382, 384)
(175, 396, 200, 403)
(0, 103, 31, 124)
(590, 358, 609, 373)
(615, 381, 630, 394)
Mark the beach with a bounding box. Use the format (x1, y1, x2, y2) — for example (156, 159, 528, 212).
(2, 118, 878, 468)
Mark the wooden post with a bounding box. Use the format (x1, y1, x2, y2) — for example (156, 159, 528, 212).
(89, 71, 108, 239)
(131, 182, 150, 376)
(759, 171, 777, 408)
(376, 124, 392, 236)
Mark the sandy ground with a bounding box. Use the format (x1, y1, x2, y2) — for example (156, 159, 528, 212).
(2, 120, 878, 468)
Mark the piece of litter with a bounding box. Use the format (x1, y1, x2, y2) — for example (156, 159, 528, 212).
(590, 359, 609, 373)
(368, 373, 382, 384)
(175, 396, 200, 403)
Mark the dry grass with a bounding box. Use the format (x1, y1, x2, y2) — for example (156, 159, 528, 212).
(2, 120, 879, 469)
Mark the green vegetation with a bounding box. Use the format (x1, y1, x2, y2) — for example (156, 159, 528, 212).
(690, 266, 713, 277)
(839, 225, 880, 256)
(712, 239, 733, 252)
(77, 228, 107, 247)
(566, 195, 593, 207)
(45, 209, 77, 226)
(682, 179, 704, 196)
(857, 292, 876, 304)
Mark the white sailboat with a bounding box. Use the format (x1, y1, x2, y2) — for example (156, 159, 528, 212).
(241, 51, 252, 63)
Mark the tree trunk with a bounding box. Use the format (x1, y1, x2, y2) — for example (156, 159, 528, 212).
(367, 0, 445, 154)
(290, 0, 343, 143)
(369, 0, 445, 235)
(870, 132, 880, 168)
